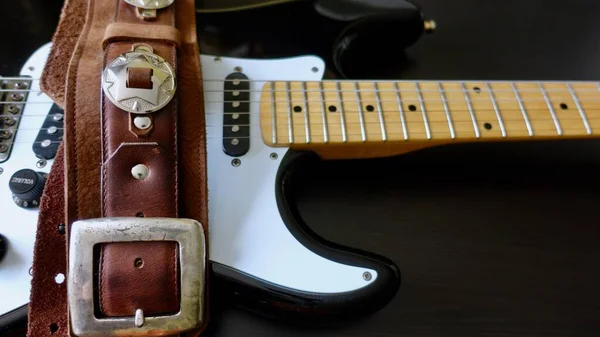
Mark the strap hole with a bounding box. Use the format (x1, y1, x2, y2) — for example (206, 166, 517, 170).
(49, 323, 59, 334)
(136, 212, 145, 217)
(55, 273, 65, 284)
(134, 258, 144, 269)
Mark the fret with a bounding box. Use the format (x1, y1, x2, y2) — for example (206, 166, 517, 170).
(335, 81, 348, 142)
(301, 82, 311, 143)
(269, 81, 277, 144)
(567, 82, 592, 135)
(415, 83, 432, 139)
(461, 83, 481, 138)
(285, 81, 294, 143)
(538, 82, 563, 135)
(353, 81, 367, 142)
(374, 82, 387, 141)
(318, 81, 329, 143)
(437, 82, 456, 139)
(510, 82, 533, 137)
(485, 82, 507, 138)
(394, 82, 408, 140)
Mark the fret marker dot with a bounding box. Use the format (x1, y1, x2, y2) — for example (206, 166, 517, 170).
(366, 105, 374, 112)
(232, 113, 240, 120)
(293, 106, 302, 113)
(233, 91, 240, 96)
(484, 122, 493, 130)
(560, 103, 569, 110)
(408, 105, 417, 112)
(328, 105, 337, 112)
(232, 101, 240, 108)
(473, 86, 482, 93)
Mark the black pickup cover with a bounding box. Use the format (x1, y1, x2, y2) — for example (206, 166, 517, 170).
(32, 103, 64, 159)
(222, 72, 250, 157)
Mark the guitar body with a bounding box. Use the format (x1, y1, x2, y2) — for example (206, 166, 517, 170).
(0, 43, 56, 325)
(203, 54, 400, 320)
(1, 44, 400, 330)
(196, 0, 432, 78)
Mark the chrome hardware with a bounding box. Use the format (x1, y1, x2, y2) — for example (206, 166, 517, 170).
(124, 0, 174, 20)
(68, 217, 206, 336)
(102, 45, 176, 114)
(124, 0, 174, 9)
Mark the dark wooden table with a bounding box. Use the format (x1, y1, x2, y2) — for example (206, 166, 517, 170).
(2, 0, 599, 336)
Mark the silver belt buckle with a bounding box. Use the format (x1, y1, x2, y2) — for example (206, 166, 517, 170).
(67, 217, 206, 336)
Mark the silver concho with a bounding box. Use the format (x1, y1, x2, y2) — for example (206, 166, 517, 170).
(102, 48, 176, 114)
(124, 0, 174, 10)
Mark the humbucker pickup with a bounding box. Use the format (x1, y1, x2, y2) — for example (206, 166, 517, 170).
(0, 77, 32, 163)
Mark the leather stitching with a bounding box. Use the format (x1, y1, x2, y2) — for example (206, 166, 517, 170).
(99, 244, 107, 314)
(171, 46, 178, 217)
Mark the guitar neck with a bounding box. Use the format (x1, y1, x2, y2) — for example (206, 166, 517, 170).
(259, 80, 600, 152)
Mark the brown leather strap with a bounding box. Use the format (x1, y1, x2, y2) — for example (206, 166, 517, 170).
(100, 2, 180, 313)
(28, 0, 209, 335)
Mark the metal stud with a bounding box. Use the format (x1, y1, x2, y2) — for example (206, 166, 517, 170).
(134, 116, 152, 130)
(131, 164, 150, 180)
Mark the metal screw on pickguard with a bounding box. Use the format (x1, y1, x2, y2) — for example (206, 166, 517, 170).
(234, 66, 242, 72)
(214, 57, 222, 63)
(36, 159, 47, 169)
(231, 158, 241, 167)
(311, 67, 318, 73)
(0, 168, 3, 175)
(28, 66, 35, 71)
(270, 153, 278, 160)
(29, 267, 33, 276)
(362, 272, 372, 281)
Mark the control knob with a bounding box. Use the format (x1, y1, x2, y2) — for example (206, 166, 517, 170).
(9, 169, 47, 208)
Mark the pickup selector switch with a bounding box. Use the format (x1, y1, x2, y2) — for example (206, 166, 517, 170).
(9, 169, 47, 208)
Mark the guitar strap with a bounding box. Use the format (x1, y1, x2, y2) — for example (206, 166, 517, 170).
(28, 0, 209, 336)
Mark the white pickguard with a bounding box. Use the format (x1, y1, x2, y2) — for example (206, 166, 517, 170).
(202, 55, 378, 293)
(0, 43, 376, 317)
(0, 43, 56, 316)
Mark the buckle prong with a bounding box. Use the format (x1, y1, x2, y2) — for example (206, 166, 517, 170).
(135, 309, 145, 328)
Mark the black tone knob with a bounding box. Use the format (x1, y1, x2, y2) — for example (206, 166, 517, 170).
(0, 234, 6, 264)
(9, 169, 47, 208)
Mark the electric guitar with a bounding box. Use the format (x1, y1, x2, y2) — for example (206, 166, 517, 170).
(4, 37, 600, 334)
